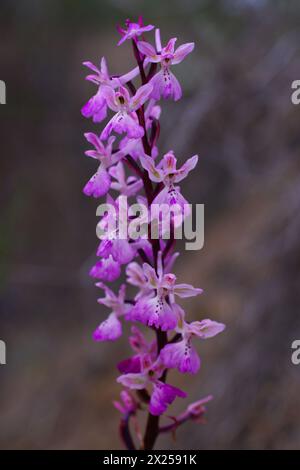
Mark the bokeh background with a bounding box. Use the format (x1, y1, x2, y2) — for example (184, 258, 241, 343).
(1, 0, 300, 450)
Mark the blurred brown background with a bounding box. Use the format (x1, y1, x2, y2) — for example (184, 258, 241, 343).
(0, 0, 300, 450)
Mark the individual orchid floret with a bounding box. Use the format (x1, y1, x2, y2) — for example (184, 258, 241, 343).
(82, 57, 140, 123)
(137, 30, 194, 101)
(160, 304, 225, 374)
(117, 17, 154, 46)
(81, 20, 225, 449)
(141, 151, 198, 222)
(159, 394, 213, 434)
(93, 283, 130, 341)
(101, 84, 153, 140)
(83, 134, 123, 198)
(117, 354, 186, 416)
(109, 161, 143, 197)
(81, 57, 118, 123)
(127, 253, 202, 331)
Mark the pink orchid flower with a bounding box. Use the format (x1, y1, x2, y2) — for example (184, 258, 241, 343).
(137, 30, 194, 101)
(113, 390, 138, 415)
(83, 134, 123, 198)
(160, 304, 225, 374)
(93, 283, 131, 341)
(127, 253, 202, 331)
(100, 84, 153, 140)
(140, 151, 198, 225)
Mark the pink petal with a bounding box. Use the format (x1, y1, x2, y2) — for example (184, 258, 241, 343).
(110, 239, 135, 265)
(144, 297, 177, 331)
(172, 42, 195, 65)
(140, 154, 163, 182)
(163, 38, 177, 55)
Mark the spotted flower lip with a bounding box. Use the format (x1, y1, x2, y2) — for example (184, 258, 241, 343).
(126, 252, 202, 331)
(117, 17, 154, 46)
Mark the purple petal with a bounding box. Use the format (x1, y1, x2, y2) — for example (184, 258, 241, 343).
(149, 380, 186, 416)
(188, 319, 226, 339)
